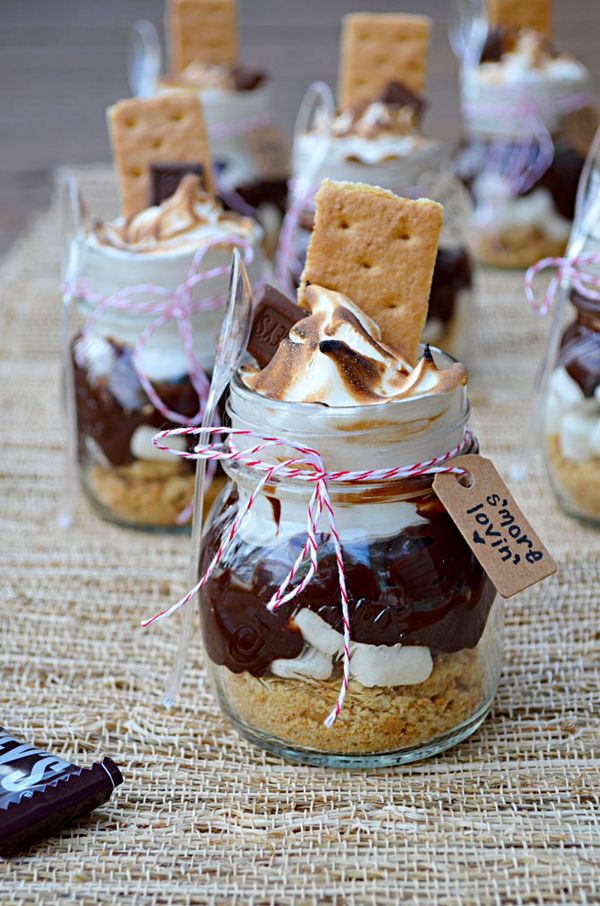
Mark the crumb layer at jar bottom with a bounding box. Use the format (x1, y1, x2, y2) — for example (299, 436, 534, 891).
(472, 227, 566, 269)
(215, 649, 483, 756)
(84, 462, 225, 529)
(547, 434, 600, 525)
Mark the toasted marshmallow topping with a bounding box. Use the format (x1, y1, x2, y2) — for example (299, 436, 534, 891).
(330, 101, 418, 140)
(94, 175, 255, 254)
(478, 30, 587, 86)
(162, 61, 235, 90)
(243, 285, 466, 406)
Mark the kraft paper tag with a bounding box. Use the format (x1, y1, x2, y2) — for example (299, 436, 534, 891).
(246, 125, 289, 179)
(433, 455, 557, 598)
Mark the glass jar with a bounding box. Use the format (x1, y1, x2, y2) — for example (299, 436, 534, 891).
(197, 354, 503, 767)
(544, 288, 600, 525)
(67, 222, 264, 530)
(157, 75, 289, 243)
(454, 32, 596, 269)
(284, 105, 474, 358)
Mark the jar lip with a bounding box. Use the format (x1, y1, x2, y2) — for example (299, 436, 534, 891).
(231, 344, 466, 417)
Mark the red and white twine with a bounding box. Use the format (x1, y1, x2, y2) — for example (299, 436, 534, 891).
(524, 250, 600, 316)
(142, 425, 474, 728)
(69, 234, 256, 425)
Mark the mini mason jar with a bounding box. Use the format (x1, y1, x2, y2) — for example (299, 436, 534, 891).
(67, 201, 264, 530)
(544, 287, 600, 525)
(197, 352, 503, 767)
(454, 30, 596, 269)
(283, 85, 474, 357)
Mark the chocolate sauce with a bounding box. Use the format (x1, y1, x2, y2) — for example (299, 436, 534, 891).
(73, 338, 200, 467)
(199, 483, 496, 677)
(231, 65, 267, 92)
(559, 290, 600, 397)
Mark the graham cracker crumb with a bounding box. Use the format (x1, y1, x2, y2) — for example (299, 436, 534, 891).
(220, 649, 483, 755)
(87, 462, 225, 527)
(547, 433, 600, 521)
(472, 226, 566, 269)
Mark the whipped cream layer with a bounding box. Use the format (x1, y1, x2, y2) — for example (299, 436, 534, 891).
(76, 177, 265, 379)
(294, 99, 446, 190)
(463, 31, 591, 137)
(545, 366, 600, 462)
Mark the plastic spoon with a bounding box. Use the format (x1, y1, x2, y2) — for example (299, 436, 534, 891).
(164, 248, 254, 708)
(57, 169, 85, 529)
(509, 128, 600, 482)
(128, 19, 161, 98)
(448, 0, 487, 79)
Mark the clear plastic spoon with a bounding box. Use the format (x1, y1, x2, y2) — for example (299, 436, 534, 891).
(509, 127, 600, 482)
(128, 19, 161, 98)
(57, 169, 85, 529)
(448, 0, 487, 79)
(164, 248, 254, 708)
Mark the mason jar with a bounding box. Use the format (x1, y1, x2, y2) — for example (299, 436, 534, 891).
(285, 126, 473, 357)
(197, 352, 503, 767)
(68, 208, 265, 530)
(544, 287, 600, 525)
(455, 31, 596, 268)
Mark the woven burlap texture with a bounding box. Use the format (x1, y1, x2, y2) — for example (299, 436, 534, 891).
(0, 167, 598, 905)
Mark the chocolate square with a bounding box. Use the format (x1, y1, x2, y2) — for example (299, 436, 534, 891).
(248, 285, 308, 367)
(377, 81, 426, 119)
(149, 162, 205, 206)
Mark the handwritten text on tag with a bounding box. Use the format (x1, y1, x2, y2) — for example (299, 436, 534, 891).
(433, 455, 557, 598)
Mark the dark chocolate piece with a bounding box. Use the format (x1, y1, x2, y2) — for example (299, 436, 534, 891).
(376, 81, 426, 120)
(0, 728, 122, 855)
(231, 65, 267, 92)
(149, 162, 204, 207)
(247, 285, 308, 367)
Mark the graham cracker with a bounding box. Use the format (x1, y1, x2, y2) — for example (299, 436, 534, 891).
(299, 180, 442, 364)
(486, 0, 552, 37)
(167, 0, 239, 73)
(106, 92, 214, 219)
(338, 12, 432, 111)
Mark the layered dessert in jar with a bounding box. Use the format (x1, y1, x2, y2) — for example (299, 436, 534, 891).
(455, 0, 598, 268)
(544, 286, 600, 524)
(198, 180, 502, 765)
(284, 12, 473, 356)
(70, 92, 265, 529)
(159, 0, 289, 243)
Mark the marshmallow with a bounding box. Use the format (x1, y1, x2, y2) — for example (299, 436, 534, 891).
(130, 426, 187, 462)
(271, 646, 333, 681)
(559, 399, 600, 462)
(350, 642, 433, 687)
(545, 366, 585, 434)
(294, 610, 344, 657)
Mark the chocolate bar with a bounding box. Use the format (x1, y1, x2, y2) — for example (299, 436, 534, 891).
(0, 727, 123, 855)
(247, 285, 307, 367)
(376, 81, 426, 119)
(150, 162, 205, 207)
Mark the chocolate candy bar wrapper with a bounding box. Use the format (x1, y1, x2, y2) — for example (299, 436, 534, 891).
(0, 728, 122, 855)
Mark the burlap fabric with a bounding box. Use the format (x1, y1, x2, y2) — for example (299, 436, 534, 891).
(0, 167, 598, 904)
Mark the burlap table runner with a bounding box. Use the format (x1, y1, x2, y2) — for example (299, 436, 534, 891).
(1, 166, 598, 905)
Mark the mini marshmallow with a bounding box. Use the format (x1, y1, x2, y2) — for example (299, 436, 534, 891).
(271, 646, 333, 681)
(559, 400, 600, 462)
(350, 642, 433, 687)
(130, 426, 187, 462)
(545, 366, 585, 434)
(294, 609, 344, 657)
